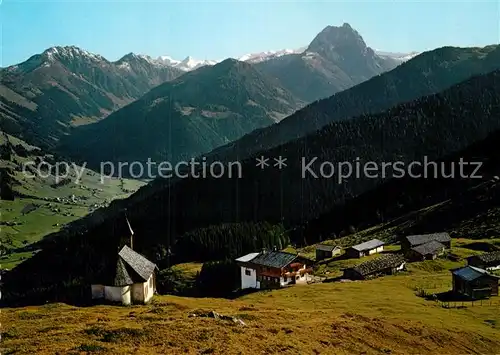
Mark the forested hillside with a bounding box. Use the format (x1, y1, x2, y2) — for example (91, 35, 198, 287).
(116, 69, 500, 237)
(60, 59, 303, 170)
(210, 45, 500, 163)
(174, 222, 288, 263)
(300, 125, 500, 243)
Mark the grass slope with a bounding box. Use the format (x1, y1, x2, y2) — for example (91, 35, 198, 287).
(3, 271, 499, 354)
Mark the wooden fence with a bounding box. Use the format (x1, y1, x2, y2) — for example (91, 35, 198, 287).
(414, 287, 500, 308)
(438, 298, 500, 308)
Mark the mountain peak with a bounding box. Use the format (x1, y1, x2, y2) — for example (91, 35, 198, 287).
(118, 52, 152, 63)
(306, 23, 371, 60)
(42, 45, 106, 63)
(213, 58, 250, 71)
(157, 55, 181, 66)
(118, 52, 139, 60)
(218, 58, 240, 65)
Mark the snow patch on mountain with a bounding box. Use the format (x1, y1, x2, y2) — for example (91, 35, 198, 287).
(152, 47, 418, 72)
(44, 46, 106, 62)
(238, 47, 307, 63)
(118, 61, 131, 70)
(152, 47, 307, 71)
(375, 51, 421, 62)
(158, 56, 181, 66)
(154, 55, 220, 71)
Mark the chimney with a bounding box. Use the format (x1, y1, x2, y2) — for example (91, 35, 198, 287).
(272, 245, 278, 252)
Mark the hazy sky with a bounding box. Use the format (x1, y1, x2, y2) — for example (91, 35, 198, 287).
(2, 0, 499, 66)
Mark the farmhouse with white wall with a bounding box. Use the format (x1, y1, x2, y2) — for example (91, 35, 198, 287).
(235, 252, 261, 289)
(235, 250, 312, 290)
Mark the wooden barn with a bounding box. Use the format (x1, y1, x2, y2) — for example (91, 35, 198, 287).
(342, 254, 406, 280)
(345, 239, 385, 258)
(235, 251, 312, 290)
(315, 244, 341, 261)
(451, 266, 499, 299)
(467, 251, 500, 271)
(401, 233, 451, 254)
(408, 240, 446, 261)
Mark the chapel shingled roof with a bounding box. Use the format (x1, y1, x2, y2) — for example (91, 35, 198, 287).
(99, 245, 157, 287)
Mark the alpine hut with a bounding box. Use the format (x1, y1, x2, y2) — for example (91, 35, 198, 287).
(451, 266, 499, 299)
(345, 239, 385, 259)
(342, 254, 406, 280)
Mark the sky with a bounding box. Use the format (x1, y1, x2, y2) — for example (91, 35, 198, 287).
(1, 0, 499, 67)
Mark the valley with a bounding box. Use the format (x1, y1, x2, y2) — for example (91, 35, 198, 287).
(0, 132, 145, 269)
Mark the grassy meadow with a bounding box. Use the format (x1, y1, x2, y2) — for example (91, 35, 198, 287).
(3, 272, 499, 355)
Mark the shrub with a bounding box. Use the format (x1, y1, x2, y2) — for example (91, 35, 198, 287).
(197, 259, 240, 296)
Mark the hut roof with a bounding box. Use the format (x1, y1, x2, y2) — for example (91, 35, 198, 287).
(235, 252, 260, 263)
(469, 251, 500, 264)
(316, 244, 340, 252)
(451, 266, 496, 282)
(350, 254, 405, 277)
(411, 241, 446, 256)
(405, 233, 451, 247)
(250, 251, 298, 269)
(350, 239, 385, 252)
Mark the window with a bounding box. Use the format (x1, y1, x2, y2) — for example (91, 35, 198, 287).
(245, 269, 251, 276)
(284, 276, 288, 282)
